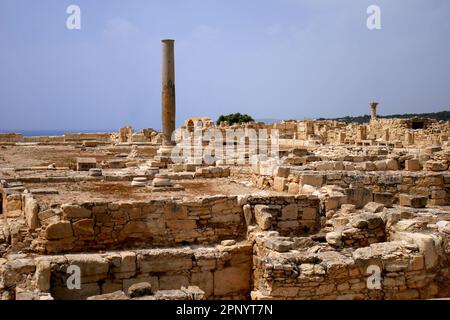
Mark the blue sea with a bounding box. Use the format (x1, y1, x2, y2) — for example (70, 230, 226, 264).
(1, 130, 115, 137)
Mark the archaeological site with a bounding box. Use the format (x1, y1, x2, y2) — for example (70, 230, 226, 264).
(1, 40, 450, 301)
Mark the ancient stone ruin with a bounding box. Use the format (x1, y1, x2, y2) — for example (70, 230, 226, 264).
(1, 40, 450, 300)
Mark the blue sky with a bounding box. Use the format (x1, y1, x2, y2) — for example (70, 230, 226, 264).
(1, 0, 449, 131)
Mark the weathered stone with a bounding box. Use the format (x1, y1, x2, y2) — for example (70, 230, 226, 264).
(87, 291, 128, 300)
(45, 221, 73, 240)
(65, 254, 109, 283)
(254, 205, 273, 230)
(281, 204, 298, 220)
(61, 204, 91, 218)
(405, 159, 421, 171)
(300, 174, 324, 187)
(287, 182, 299, 194)
(399, 194, 428, 208)
(72, 219, 95, 237)
(214, 266, 250, 296)
(385, 158, 399, 170)
(363, 202, 384, 213)
(127, 282, 153, 298)
(243, 204, 253, 226)
(326, 232, 342, 247)
(273, 177, 286, 192)
(24, 196, 40, 230)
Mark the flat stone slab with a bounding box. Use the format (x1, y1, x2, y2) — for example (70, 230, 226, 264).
(29, 188, 59, 195)
(148, 185, 185, 192)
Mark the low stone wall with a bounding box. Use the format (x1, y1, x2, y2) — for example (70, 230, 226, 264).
(35, 196, 246, 253)
(245, 195, 321, 236)
(63, 133, 112, 142)
(251, 232, 450, 300)
(266, 170, 450, 206)
(195, 166, 231, 178)
(0, 133, 23, 143)
(1, 242, 253, 300)
(23, 136, 65, 143)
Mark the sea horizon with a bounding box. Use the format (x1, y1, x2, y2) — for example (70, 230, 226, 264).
(0, 129, 117, 137)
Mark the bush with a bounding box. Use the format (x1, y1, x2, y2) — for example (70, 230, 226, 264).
(216, 113, 255, 125)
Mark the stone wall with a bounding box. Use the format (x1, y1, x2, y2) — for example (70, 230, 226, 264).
(0, 133, 23, 143)
(35, 196, 246, 253)
(63, 133, 112, 143)
(245, 195, 321, 236)
(23, 136, 65, 143)
(251, 231, 450, 300)
(265, 170, 450, 207)
(1, 242, 253, 300)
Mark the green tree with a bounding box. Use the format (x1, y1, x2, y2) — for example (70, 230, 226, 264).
(216, 113, 255, 125)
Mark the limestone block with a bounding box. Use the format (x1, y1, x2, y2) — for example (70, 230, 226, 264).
(334, 162, 345, 170)
(213, 266, 250, 296)
(123, 277, 159, 293)
(287, 182, 299, 194)
(385, 159, 399, 170)
(88, 291, 128, 300)
(159, 275, 189, 290)
(393, 232, 439, 269)
(302, 207, 317, 220)
(273, 177, 286, 192)
(127, 282, 153, 298)
(52, 282, 100, 300)
(424, 146, 442, 155)
(326, 232, 342, 247)
(72, 219, 95, 237)
(363, 202, 385, 213)
(300, 184, 317, 195)
(405, 159, 421, 171)
(137, 252, 192, 273)
(281, 204, 298, 220)
(24, 196, 40, 230)
(5, 194, 21, 211)
(274, 166, 290, 178)
(34, 259, 51, 292)
(436, 221, 450, 235)
(243, 204, 253, 226)
(325, 195, 346, 211)
(191, 271, 214, 297)
(340, 204, 356, 214)
(65, 254, 109, 283)
(350, 213, 383, 230)
(300, 174, 324, 187)
(345, 187, 372, 209)
(374, 160, 387, 171)
(45, 221, 73, 240)
(362, 162, 377, 171)
(61, 204, 91, 219)
(425, 160, 448, 172)
(110, 251, 136, 279)
(399, 194, 427, 208)
(373, 192, 394, 207)
(254, 205, 273, 230)
(265, 238, 293, 252)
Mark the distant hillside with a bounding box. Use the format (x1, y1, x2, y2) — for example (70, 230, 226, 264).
(317, 110, 450, 124)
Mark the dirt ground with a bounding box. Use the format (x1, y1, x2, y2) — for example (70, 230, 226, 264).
(0, 145, 115, 169)
(28, 178, 281, 205)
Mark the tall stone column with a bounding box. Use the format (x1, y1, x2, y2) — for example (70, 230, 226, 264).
(370, 102, 378, 121)
(161, 39, 176, 144)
